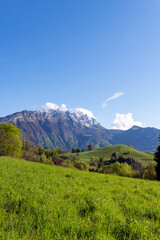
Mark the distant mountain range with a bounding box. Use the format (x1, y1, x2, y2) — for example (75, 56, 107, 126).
(0, 109, 159, 152)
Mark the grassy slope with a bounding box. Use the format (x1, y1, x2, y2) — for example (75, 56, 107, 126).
(64, 145, 154, 166)
(1, 157, 160, 240)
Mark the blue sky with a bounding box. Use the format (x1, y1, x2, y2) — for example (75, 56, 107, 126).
(0, 0, 160, 129)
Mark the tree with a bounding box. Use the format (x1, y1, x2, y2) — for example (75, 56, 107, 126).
(143, 162, 156, 180)
(88, 144, 94, 151)
(75, 162, 90, 171)
(76, 148, 80, 153)
(38, 147, 44, 156)
(63, 159, 75, 169)
(22, 141, 39, 162)
(111, 152, 118, 160)
(72, 147, 76, 153)
(0, 123, 22, 158)
(154, 135, 160, 180)
(98, 156, 104, 169)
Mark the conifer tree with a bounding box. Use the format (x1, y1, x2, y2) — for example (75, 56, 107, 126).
(154, 135, 160, 180)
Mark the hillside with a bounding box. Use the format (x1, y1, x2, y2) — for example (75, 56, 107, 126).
(1, 157, 160, 239)
(64, 144, 154, 166)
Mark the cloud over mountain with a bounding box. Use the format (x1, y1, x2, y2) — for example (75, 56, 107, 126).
(43, 102, 96, 119)
(45, 102, 60, 110)
(112, 113, 144, 130)
(0, 107, 158, 152)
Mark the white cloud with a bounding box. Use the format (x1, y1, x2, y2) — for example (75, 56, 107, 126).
(112, 113, 144, 130)
(71, 108, 95, 119)
(44, 103, 68, 111)
(45, 102, 59, 110)
(102, 92, 125, 108)
(43, 103, 95, 119)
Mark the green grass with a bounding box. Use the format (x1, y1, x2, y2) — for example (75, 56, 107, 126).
(1, 157, 160, 240)
(64, 145, 154, 166)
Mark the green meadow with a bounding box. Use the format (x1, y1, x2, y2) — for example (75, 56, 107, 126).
(0, 157, 160, 240)
(64, 144, 154, 166)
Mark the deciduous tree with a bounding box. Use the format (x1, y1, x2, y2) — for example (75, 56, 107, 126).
(0, 123, 22, 158)
(88, 144, 94, 151)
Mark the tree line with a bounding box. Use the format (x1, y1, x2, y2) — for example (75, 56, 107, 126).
(71, 144, 94, 153)
(0, 123, 160, 181)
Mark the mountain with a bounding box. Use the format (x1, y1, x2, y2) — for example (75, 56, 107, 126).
(109, 125, 160, 152)
(0, 109, 159, 152)
(0, 109, 112, 150)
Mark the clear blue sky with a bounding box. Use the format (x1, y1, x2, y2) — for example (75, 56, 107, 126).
(0, 0, 160, 129)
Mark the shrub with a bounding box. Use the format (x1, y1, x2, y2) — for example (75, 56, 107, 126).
(68, 155, 79, 162)
(82, 162, 90, 171)
(63, 159, 75, 168)
(111, 152, 118, 160)
(119, 163, 133, 177)
(39, 153, 46, 163)
(104, 162, 133, 177)
(105, 162, 121, 175)
(23, 152, 39, 162)
(143, 163, 156, 180)
(75, 162, 90, 171)
(90, 157, 98, 167)
(22, 142, 39, 162)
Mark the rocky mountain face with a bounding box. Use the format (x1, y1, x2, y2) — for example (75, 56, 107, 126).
(0, 109, 159, 152)
(0, 109, 111, 150)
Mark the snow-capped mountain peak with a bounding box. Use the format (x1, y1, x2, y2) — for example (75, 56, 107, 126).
(70, 108, 96, 120)
(42, 103, 99, 127)
(69, 108, 98, 127)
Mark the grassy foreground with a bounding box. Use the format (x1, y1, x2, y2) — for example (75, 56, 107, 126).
(0, 157, 160, 240)
(64, 145, 154, 166)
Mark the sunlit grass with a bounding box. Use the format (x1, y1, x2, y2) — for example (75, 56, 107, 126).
(64, 144, 154, 166)
(0, 156, 160, 240)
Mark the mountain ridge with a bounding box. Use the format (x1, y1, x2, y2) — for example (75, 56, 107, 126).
(0, 109, 159, 152)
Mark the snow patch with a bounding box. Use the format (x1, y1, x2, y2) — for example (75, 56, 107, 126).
(42, 102, 98, 127)
(71, 108, 96, 120)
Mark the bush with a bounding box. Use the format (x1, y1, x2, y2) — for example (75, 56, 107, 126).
(104, 162, 133, 177)
(63, 159, 75, 168)
(68, 155, 79, 162)
(22, 142, 39, 162)
(39, 153, 50, 164)
(119, 163, 133, 177)
(143, 163, 156, 180)
(89, 167, 97, 172)
(23, 152, 39, 162)
(90, 157, 98, 167)
(75, 162, 90, 171)
(111, 152, 118, 160)
(82, 162, 90, 171)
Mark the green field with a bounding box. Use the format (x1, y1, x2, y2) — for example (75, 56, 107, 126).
(64, 145, 154, 166)
(1, 157, 160, 239)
